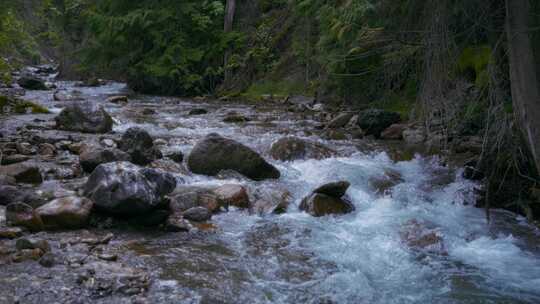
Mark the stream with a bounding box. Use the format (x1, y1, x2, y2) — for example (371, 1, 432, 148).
(1, 79, 540, 304)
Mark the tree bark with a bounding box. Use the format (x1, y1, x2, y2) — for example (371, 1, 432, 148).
(223, 0, 236, 85)
(506, 0, 540, 174)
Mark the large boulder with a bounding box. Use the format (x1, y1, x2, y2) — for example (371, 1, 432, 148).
(270, 137, 335, 161)
(251, 186, 290, 215)
(36, 196, 94, 230)
(0, 162, 42, 184)
(299, 193, 354, 217)
(17, 75, 48, 90)
(187, 133, 280, 181)
(169, 186, 220, 214)
(214, 184, 250, 209)
(357, 109, 401, 138)
(55, 101, 113, 133)
(79, 146, 131, 173)
(6, 202, 44, 231)
(299, 181, 354, 217)
(118, 127, 162, 165)
(83, 162, 176, 217)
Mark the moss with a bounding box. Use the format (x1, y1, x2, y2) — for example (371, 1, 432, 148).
(457, 46, 492, 88)
(13, 100, 50, 114)
(373, 93, 415, 121)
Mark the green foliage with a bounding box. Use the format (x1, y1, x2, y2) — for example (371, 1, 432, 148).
(13, 100, 51, 114)
(457, 46, 492, 88)
(242, 80, 311, 101)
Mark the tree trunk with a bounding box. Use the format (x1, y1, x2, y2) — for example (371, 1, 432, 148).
(223, 0, 236, 85)
(506, 0, 540, 174)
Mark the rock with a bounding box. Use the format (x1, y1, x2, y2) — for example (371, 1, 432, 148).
(55, 101, 113, 133)
(0, 185, 45, 207)
(223, 114, 250, 123)
(149, 159, 188, 175)
(349, 127, 365, 139)
(463, 159, 484, 181)
(16, 142, 36, 155)
(165, 215, 192, 232)
(153, 138, 168, 146)
(251, 186, 290, 215)
(101, 138, 116, 148)
(107, 95, 128, 104)
(327, 113, 354, 129)
(11, 248, 44, 263)
(118, 127, 162, 165)
(166, 151, 184, 163)
(270, 137, 335, 161)
(322, 129, 348, 141)
(0, 162, 42, 184)
(213, 184, 250, 209)
(83, 162, 175, 217)
(15, 238, 50, 252)
(1, 154, 31, 165)
(299, 193, 354, 217)
(53, 90, 83, 101)
(357, 109, 401, 138)
(0, 227, 24, 239)
(403, 127, 426, 144)
(36, 196, 94, 230)
(313, 181, 350, 198)
(400, 220, 446, 255)
(183, 207, 212, 222)
(6, 202, 44, 231)
(79, 147, 131, 173)
(0, 174, 16, 186)
(381, 124, 407, 140)
(187, 133, 280, 181)
(288, 95, 314, 105)
(169, 186, 220, 213)
(38, 143, 56, 156)
(141, 108, 156, 115)
(17, 75, 48, 90)
(68, 142, 90, 155)
(188, 108, 208, 115)
(454, 136, 483, 154)
(39, 252, 56, 267)
(97, 254, 118, 262)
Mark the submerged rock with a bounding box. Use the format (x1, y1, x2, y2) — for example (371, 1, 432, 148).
(118, 127, 162, 165)
(357, 109, 401, 138)
(36, 196, 94, 230)
(299, 193, 354, 217)
(187, 133, 280, 181)
(83, 162, 175, 217)
(55, 101, 113, 133)
(270, 136, 335, 161)
(400, 219, 447, 255)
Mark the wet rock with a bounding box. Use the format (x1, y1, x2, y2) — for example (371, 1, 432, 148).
(107, 95, 128, 104)
(17, 74, 48, 90)
(0, 227, 24, 239)
(79, 146, 131, 173)
(55, 101, 113, 133)
(68, 142, 89, 155)
(53, 90, 84, 101)
(381, 124, 407, 140)
(403, 127, 426, 144)
(83, 162, 175, 217)
(39, 143, 56, 156)
(169, 186, 220, 213)
(36, 196, 94, 230)
(131, 209, 170, 226)
(313, 181, 350, 198)
(1, 154, 30, 165)
(78, 261, 150, 297)
(183, 207, 212, 222)
(12, 248, 44, 263)
(400, 220, 446, 255)
(251, 186, 290, 215)
(118, 127, 162, 165)
(357, 109, 401, 138)
(187, 133, 280, 181)
(188, 108, 208, 115)
(153, 138, 168, 146)
(299, 193, 355, 217)
(0, 174, 16, 185)
(270, 136, 335, 161)
(0, 185, 45, 207)
(214, 184, 250, 209)
(223, 114, 250, 123)
(322, 129, 348, 141)
(16, 238, 50, 252)
(166, 150, 184, 163)
(6, 202, 44, 231)
(368, 170, 403, 194)
(101, 138, 116, 148)
(97, 253, 118, 262)
(16, 142, 36, 155)
(327, 113, 354, 129)
(141, 108, 156, 115)
(149, 158, 188, 175)
(463, 159, 484, 181)
(454, 136, 483, 154)
(0, 162, 42, 184)
(165, 215, 192, 232)
(39, 252, 56, 267)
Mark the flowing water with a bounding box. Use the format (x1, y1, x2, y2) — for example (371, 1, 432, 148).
(2, 81, 540, 303)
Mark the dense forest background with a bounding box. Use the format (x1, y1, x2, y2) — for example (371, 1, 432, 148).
(1, 0, 540, 219)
